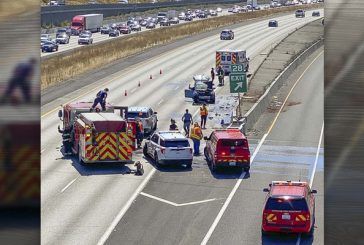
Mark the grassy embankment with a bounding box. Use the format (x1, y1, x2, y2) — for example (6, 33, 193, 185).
(41, 4, 322, 89)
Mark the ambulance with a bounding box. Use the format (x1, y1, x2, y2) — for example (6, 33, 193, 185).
(215, 49, 249, 75)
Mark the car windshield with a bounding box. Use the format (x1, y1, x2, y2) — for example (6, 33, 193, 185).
(72, 22, 82, 27)
(265, 197, 308, 211)
(222, 31, 230, 34)
(79, 35, 88, 38)
(127, 112, 148, 118)
(58, 29, 66, 33)
(195, 82, 208, 90)
(221, 139, 245, 147)
(45, 41, 53, 45)
(161, 140, 190, 147)
(41, 34, 48, 38)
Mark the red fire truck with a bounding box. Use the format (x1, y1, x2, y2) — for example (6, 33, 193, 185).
(58, 102, 137, 164)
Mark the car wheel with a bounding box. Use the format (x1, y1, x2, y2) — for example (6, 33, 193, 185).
(78, 147, 85, 166)
(186, 161, 192, 169)
(143, 144, 149, 158)
(154, 152, 161, 168)
(211, 161, 217, 172)
(204, 147, 210, 163)
(244, 166, 250, 172)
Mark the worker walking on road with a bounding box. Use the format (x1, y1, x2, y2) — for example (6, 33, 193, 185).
(90, 88, 109, 112)
(190, 122, 203, 156)
(200, 104, 208, 129)
(210, 68, 215, 82)
(136, 118, 144, 148)
(182, 109, 193, 137)
(217, 65, 224, 86)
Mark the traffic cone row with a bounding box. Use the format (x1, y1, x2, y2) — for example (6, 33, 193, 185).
(125, 69, 163, 96)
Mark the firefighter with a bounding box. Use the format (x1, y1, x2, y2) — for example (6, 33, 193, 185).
(58, 125, 73, 155)
(210, 68, 215, 82)
(217, 66, 224, 86)
(182, 109, 193, 137)
(169, 119, 178, 131)
(190, 122, 203, 156)
(200, 104, 208, 129)
(90, 88, 109, 112)
(136, 118, 144, 148)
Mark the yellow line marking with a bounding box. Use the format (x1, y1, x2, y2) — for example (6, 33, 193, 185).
(266, 50, 324, 135)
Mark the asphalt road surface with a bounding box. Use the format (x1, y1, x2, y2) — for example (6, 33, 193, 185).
(41, 10, 323, 245)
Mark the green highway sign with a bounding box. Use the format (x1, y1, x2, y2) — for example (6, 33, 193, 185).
(231, 64, 244, 73)
(229, 73, 247, 93)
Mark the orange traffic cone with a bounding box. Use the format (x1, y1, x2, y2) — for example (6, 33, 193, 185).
(125, 90, 127, 96)
(160, 69, 162, 74)
(150, 74, 152, 79)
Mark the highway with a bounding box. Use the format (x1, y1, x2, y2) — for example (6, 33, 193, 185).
(41, 10, 323, 245)
(41, 9, 233, 58)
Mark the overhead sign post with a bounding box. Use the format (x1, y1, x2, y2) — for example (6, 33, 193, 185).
(229, 64, 248, 119)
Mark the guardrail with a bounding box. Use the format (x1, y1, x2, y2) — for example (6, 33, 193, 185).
(41, 0, 242, 26)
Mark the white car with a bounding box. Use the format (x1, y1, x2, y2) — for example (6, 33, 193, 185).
(126, 106, 158, 134)
(216, 7, 222, 12)
(41, 34, 51, 42)
(143, 131, 193, 168)
(78, 34, 93, 45)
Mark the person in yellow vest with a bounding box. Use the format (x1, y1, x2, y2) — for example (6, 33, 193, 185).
(200, 104, 208, 129)
(190, 122, 203, 156)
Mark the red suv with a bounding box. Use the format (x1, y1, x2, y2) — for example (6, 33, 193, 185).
(262, 181, 317, 234)
(203, 128, 250, 172)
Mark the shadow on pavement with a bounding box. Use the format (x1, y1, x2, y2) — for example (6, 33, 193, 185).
(261, 232, 313, 245)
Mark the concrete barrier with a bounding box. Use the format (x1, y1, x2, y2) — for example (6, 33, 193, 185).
(244, 38, 324, 130)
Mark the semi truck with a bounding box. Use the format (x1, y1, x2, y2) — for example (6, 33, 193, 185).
(71, 14, 103, 34)
(58, 102, 138, 164)
(216, 49, 249, 75)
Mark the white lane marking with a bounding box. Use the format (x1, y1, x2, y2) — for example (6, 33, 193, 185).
(309, 123, 324, 188)
(295, 233, 302, 245)
(174, 86, 179, 90)
(140, 192, 218, 207)
(201, 133, 268, 245)
(178, 198, 218, 207)
(157, 99, 164, 106)
(97, 168, 156, 245)
(130, 88, 137, 93)
(41, 148, 46, 154)
(61, 177, 78, 193)
(141, 192, 178, 206)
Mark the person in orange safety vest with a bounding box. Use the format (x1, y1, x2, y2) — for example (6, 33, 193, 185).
(190, 122, 203, 156)
(200, 104, 208, 129)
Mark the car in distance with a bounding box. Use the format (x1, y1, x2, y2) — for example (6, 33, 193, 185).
(41, 34, 51, 42)
(184, 15, 193, 21)
(100, 25, 111, 34)
(312, 10, 320, 17)
(210, 10, 218, 16)
(126, 106, 158, 134)
(204, 128, 251, 172)
(170, 17, 180, 24)
(55, 33, 70, 44)
(140, 19, 148, 26)
(268, 20, 278, 27)
(78, 34, 93, 45)
(220, 29, 234, 40)
(131, 23, 142, 31)
(56, 28, 71, 37)
(159, 18, 171, 26)
(146, 22, 156, 29)
(295, 9, 305, 17)
(119, 25, 131, 34)
(178, 12, 186, 20)
(216, 7, 222, 12)
(262, 181, 317, 234)
(108, 29, 120, 37)
(143, 131, 193, 168)
(79, 30, 92, 37)
(41, 41, 58, 52)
